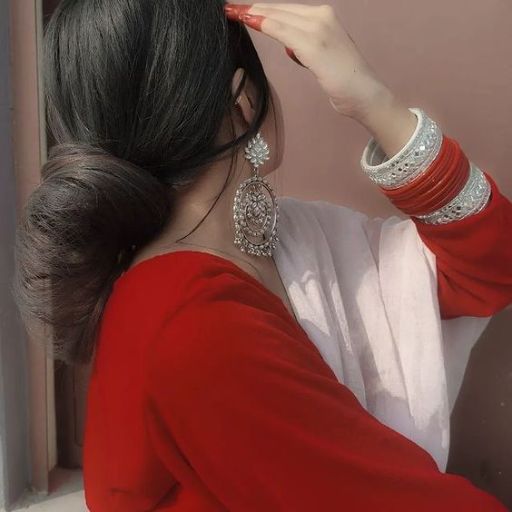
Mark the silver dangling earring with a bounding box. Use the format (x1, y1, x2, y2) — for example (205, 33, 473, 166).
(233, 132, 279, 257)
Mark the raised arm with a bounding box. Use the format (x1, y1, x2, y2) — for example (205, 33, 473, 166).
(225, 2, 512, 319)
(357, 92, 512, 319)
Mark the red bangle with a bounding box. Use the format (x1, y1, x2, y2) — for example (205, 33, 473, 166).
(412, 152, 469, 212)
(399, 155, 469, 215)
(382, 137, 470, 215)
(382, 135, 452, 199)
(391, 141, 461, 211)
(398, 141, 468, 213)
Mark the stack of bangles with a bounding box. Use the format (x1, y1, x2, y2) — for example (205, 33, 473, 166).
(360, 107, 492, 224)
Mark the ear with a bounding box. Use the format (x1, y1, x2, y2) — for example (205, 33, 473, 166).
(231, 67, 255, 125)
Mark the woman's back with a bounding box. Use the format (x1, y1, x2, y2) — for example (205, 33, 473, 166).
(83, 249, 302, 511)
(83, 249, 507, 512)
(83, 252, 180, 510)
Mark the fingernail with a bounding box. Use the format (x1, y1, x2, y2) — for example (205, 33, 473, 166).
(224, 4, 252, 15)
(285, 47, 306, 68)
(239, 13, 263, 30)
(235, 5, 252, 16)
(240, 13, 259, 22)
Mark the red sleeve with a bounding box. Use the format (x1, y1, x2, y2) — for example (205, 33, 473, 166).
(411, 171, 512, 319)
(143, 294, 507, 511)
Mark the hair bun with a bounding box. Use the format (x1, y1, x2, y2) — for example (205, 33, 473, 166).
(13, 143, 171, 363)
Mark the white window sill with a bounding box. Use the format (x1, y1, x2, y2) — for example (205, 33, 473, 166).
(12, 468, 88, 511)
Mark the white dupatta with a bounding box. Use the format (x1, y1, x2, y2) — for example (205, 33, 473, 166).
(273, 195, 492, 472)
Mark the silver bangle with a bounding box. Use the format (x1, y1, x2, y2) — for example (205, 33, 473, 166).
(360, 107, 443, 189)
(413, 162, 491, 225)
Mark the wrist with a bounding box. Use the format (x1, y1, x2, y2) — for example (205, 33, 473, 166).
(329, 75, 392, 121)
(355, 87, 419, 158)
(347, 81, 396, 124)
(359, 107, 492, 225)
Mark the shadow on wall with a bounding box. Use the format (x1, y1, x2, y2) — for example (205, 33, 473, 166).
(447, 307, 512, 509)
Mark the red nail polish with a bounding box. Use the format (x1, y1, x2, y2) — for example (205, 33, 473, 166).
(239, 13, 263, 31)
(285, 47, 306, 68)
(235, 5, 252, 16)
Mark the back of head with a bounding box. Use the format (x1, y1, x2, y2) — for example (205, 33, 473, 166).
(13, 0, 272, 364)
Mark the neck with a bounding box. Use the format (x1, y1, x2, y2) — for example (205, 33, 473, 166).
(166, 152, 250, 249)
(136, 148, 278, 276)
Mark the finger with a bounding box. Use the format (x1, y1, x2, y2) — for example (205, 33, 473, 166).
(225, 4, 326, 39)
(243, 6, 317, 32)
(228, 5, 312, 44)
(232, 3, 326, 16)
(238, 13, 309, 51)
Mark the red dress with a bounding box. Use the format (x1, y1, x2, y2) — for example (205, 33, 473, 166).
(83, 172, 512, 511)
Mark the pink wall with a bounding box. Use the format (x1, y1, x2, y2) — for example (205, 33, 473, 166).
(10, 0, 53, 495)
(252, 0, 512, 505)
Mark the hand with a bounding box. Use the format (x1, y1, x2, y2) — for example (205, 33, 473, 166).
(224, 2, 391, 121)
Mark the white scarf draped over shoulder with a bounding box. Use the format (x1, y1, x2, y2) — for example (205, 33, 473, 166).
(273, 195, 492, 472)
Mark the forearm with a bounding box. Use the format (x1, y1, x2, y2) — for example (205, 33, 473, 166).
(350, 84, 418, 159)
(353, 92, 512, 318)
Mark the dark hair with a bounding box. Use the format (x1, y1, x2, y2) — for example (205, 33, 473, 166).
(13, 0, 276, 365)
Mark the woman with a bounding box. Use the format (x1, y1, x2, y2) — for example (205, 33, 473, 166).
(13, 1, 512, 510)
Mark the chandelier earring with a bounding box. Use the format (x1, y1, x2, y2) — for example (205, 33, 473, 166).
(232, 131, 279, 257)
